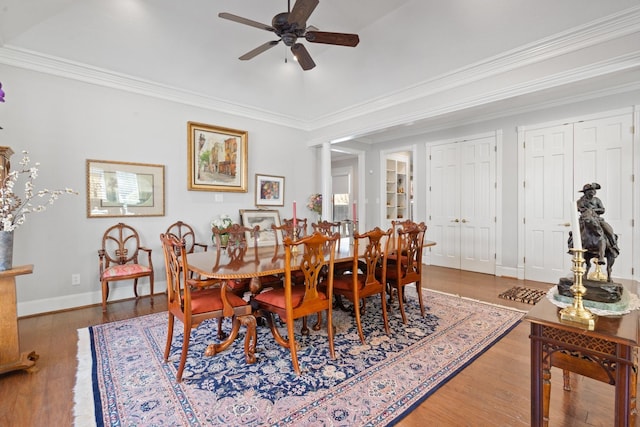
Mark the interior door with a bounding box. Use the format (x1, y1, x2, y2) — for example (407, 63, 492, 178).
(523, 124, 574, 283)
(460, 137, 496, 274)
(429, 143, 461, 269)
(429, 135, 496, 274)
(574, 113, 633, 279)
(523, 112, 634, 283)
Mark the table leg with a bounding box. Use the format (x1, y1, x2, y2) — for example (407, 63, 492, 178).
(530, 323, 544, 427)
(614, 344, 633, 427)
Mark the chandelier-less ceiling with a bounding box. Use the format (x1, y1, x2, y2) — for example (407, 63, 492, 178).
(219, 0, 360, 71)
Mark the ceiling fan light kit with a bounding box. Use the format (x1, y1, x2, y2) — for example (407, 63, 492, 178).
(219, 0, 359, 71)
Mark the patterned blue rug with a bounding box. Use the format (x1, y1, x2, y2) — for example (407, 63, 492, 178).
(74, 289, 523, 426)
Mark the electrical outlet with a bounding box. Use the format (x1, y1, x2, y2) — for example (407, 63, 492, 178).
(71, 273, 80, 286)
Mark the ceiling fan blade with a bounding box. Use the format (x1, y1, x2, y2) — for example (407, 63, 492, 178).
(291, 43, 316, 70)
(239, 40, 280, 60)
(288, 0, 319, 29)
(305, 31, 359, 47)
(218, 12, 275, 32)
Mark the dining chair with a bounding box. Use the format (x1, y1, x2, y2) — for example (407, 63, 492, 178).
(165, 220, 208, 254)
(254, 231, 339, 375)
(98, 223, 154, 312)
(283, 217, 308, 238)
(386, 221, 427, 324)
(160, 233, 256, 382)
(333, 227, 392, 344)
(212, 223, 282, 294)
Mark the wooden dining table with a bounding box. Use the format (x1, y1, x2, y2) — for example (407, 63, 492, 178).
(186, 238, 437, 289)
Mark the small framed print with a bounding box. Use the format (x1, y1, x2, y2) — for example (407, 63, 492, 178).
(255, 174, 284, 207)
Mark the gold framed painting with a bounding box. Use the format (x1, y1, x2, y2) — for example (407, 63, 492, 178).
(187, 121, 248, 192)
(86, 159, 165, 218)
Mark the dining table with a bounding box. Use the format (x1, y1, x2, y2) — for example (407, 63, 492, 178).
(186, 237, 437, 292)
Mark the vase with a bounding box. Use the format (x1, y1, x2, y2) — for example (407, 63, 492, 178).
(0, 230, 14, 271)
(212, 233, 229, 248)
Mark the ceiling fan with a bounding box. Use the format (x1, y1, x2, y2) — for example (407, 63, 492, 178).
(219, 0, 360, 71)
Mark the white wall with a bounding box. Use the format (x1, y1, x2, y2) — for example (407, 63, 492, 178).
(0, 64, 313, 316)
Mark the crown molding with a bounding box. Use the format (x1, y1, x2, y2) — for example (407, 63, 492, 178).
(0, 46, 309, 130)
(1, 5, 639, 135)
(312, 5, 640, 129)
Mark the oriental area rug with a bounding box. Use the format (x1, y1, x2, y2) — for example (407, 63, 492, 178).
(74, 289, 523, 426)
(498, 286, 548, 305)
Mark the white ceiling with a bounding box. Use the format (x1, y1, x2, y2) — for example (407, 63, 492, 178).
(1, 0, 640, 144)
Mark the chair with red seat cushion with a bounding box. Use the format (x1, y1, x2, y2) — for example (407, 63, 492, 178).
(386, 222, 427, 324)
(254, 231, 338, 375)
(160, 233, 256, 382)
(333, 227, 392, 344)
(165, 220, 208, 254)
(99, 223, 154, 312)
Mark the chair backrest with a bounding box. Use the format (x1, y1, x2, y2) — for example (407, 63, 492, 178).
(212, 223, 259, 248)
(395, 222, 427, 281)
(312, 220, 341, 237)
(165, 221, 199, 254)
(101, 223, 144, 266)
(272, 222, 294, 245)
(160, 233, 188, 313)
(284, 231, 338, 306)
(355, 227, 393, 286)
(283, 217, 308, 237)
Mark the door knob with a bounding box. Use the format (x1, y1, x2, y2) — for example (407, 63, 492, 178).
(461, 219, 468, 223)
(559, 222, 571, 227)
(451, 219, 460, 223)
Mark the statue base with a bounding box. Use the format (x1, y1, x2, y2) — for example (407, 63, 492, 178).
(558, 277, 623, 303)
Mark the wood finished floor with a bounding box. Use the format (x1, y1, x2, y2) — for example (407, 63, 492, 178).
(0, 266, 635, 426)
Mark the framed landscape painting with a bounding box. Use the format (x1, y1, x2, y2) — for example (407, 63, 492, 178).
(239, 209, 282, 247)
(255, 174, 284, 207)
(86, 159, 165, 218)
(187, 121, 248, 192)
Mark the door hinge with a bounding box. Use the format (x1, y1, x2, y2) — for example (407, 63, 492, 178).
(523, 181, 526, 188)
(632, 218, 635, 227)
(523, 217, 526, 224)
(523, 256, 526, 264)
(631, 125, 635, 134)
(523, 141, 526, 149)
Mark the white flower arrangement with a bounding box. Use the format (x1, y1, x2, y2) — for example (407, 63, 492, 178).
(211, 214, 233, 231)
(0, 151, 77, 232)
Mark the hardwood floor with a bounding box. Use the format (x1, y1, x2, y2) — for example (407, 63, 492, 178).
(0, 266, 634, 426)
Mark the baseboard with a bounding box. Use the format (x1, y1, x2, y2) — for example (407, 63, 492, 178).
(17, 281, 167, 317)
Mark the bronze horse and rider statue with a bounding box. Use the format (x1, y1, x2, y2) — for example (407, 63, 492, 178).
(568, 183, 620, 282)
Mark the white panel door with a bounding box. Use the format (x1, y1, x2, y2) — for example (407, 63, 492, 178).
(460, 137, 496, 274)
(524, 124, 574, 283)
(429, 136, 496, 274)
(574, 114, 633, 279)
(429, 143, 461, 269)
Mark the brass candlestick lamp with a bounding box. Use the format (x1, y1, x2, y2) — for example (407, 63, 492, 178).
(560, 248, 597, 329)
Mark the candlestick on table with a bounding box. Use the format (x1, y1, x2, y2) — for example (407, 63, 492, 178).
(571, 200, 582, 250)
(292, 201, 297, 240)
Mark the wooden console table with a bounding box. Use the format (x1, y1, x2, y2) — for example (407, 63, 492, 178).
(0, 264, 38, 375)
(525, 296, 638, 426)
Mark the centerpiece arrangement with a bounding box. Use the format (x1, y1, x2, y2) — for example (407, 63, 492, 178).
(211, 213, 233, 247)
(307, 193, 322, 221)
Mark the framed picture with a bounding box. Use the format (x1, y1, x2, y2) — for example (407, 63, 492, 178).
(86, 159, 165, 218)
(240, 209, 282, 247)
(187, 121, 248, 192)
(255, 174, 285, 207)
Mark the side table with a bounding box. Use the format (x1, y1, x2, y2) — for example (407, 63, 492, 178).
(525, 296, 638, 426)
(0, 264, 38, 375)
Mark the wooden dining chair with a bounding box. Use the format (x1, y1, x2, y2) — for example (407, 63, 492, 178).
(333, 227, 392, 344)
(212, 223, 282, 294)
(254, 232, 339, 375)
(160, 233, 256, 382)
(165, 220, 208, 254)
(283, 217, 308, 238)
(99, 223, 154, 312)
(386, 221, 427, 324)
